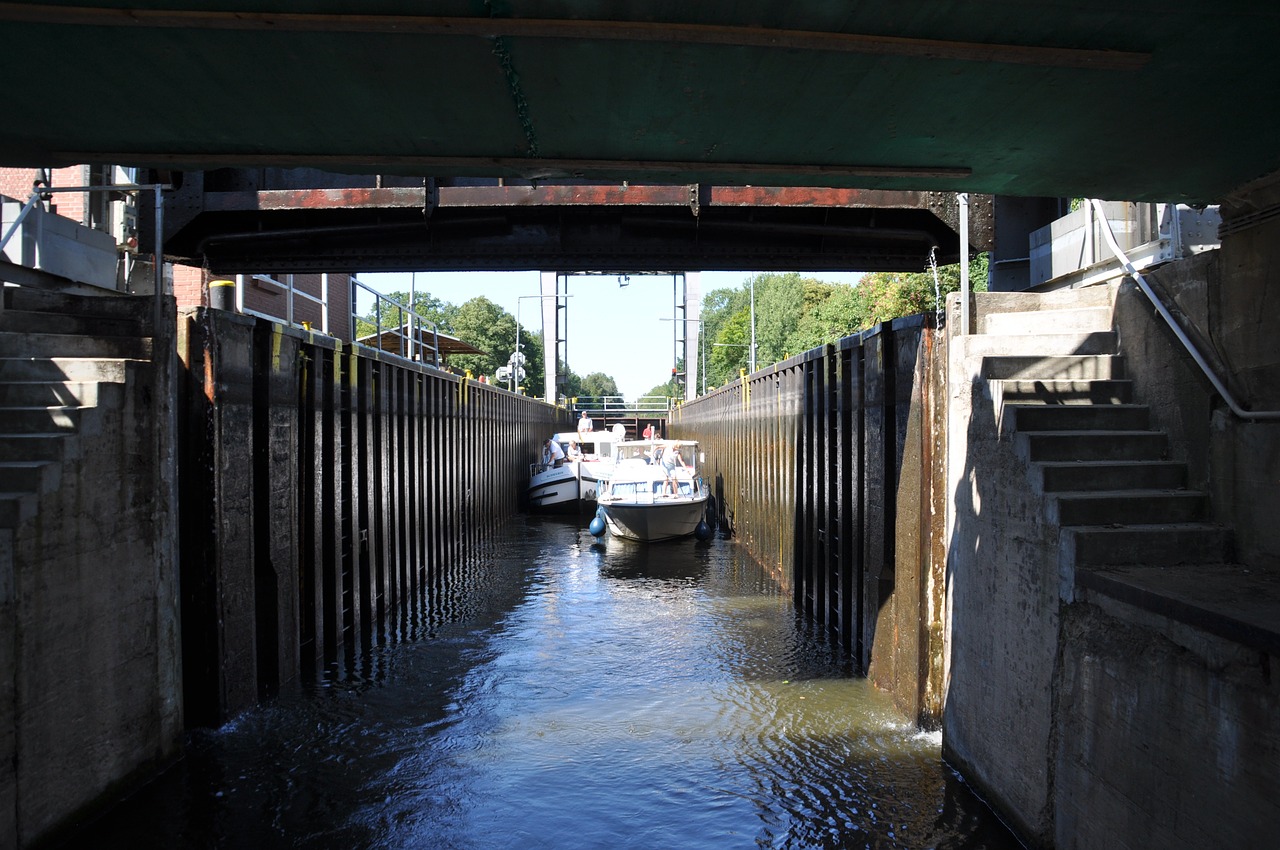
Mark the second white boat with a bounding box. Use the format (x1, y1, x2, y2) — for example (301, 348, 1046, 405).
(595, 440, 710, 542)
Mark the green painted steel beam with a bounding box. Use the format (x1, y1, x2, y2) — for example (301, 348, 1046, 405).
(2, 2, 1279, 202)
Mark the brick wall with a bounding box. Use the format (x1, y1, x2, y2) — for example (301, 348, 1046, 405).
(0, 166, 89, 224)
(173, 267, 354, 341)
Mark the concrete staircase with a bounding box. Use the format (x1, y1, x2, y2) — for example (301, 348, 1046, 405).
(972, 285, 1234, 601)
(0, 286, 152, 536)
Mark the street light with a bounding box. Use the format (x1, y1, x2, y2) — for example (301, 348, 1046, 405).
(512, 293, 572, 393)
(749, 276, 757, 374)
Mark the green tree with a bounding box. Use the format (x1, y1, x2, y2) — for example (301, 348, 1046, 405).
(354, 290, 457, 340)
(578, 372, 620, 398)
(447, 296, 546, 390)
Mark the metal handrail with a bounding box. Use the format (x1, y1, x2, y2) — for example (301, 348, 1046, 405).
(572, 395, 673, 415)
(235, 273, 331, 334)
(1090, 198, 1280, 422)
(1, 182, 167, 327)
(350, 277, 440, 367)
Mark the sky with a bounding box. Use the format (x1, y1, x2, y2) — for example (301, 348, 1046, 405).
(355, 269, 863, 400)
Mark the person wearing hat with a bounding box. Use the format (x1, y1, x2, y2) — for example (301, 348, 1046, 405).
(542, 437, 566, 468)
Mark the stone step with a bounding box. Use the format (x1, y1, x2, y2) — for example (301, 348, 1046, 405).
(1049, 489, 1207, 526)
(1073, 564, 1280, 656)
(0, 433, 66, 462)
(0, 333, 151, 359)
(1, 286, 152, 322)
(974, 286, 1115, 314)
(0, 380, 100, 406)
(1037, 460, 1187, 492)
(1061, 523, 1234, 568)
(996, 379, 1133, 405)
(1009, 403, 1151, 432)
(0, 491, 36, 529)
(1019, 429, 1168, 462)
(981, 306, 1113, 336)
(963, 330, 1118, 358)
(0, 357, 134, 382)
(0, 460, 56, 492)
(0, 406, 81, 433)
(982, 355, 1126, 382)
(0, 309, 147, 338)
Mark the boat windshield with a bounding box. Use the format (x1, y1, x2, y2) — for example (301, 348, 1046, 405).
(608, 481, 653, 497)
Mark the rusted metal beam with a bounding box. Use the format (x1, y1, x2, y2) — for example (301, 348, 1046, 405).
(203, 185, 949, 212)
(203, 188, 429, 212)
(0, 4, 1151, 71)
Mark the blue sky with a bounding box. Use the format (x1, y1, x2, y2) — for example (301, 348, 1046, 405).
(356, 270, 862, 400)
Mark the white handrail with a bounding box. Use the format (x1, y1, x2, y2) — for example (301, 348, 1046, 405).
(1090, 198, 1280, 422)
(350, 277, 441, 367)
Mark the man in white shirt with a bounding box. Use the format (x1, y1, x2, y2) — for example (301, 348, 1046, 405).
(543, 438, 566, 468)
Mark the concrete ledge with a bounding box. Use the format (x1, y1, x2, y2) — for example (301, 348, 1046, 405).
(1077, 564, 1280, 656)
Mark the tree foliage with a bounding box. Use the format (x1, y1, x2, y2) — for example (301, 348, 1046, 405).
(354, 290, 617, 398)
(698, 258, 988, 389)
(577, 372, 620, 398)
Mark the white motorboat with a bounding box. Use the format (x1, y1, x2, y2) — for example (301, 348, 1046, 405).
(594, 440, 710, 542)
(527, 427, 624, 512)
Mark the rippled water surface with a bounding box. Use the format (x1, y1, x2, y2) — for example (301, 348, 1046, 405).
(83, 518, 1018, 849)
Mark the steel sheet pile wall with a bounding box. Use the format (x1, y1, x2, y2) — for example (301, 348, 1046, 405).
(179, 309, 569, 725)
(671, 315, 946, 723)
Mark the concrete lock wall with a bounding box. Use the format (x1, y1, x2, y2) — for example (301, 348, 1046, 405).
(670, 315, 947, 725)
(1, 310, 181, 848)
(178, 308, 570, 724)
(945, 236, 1280, 847)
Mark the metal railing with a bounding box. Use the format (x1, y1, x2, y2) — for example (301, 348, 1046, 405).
(571, 395, 673, 416)
(1090, 198, 1280, 422)
(1, 182, 167, 326)
(234, 273, 331, 334)
(350, 277, 440, 367)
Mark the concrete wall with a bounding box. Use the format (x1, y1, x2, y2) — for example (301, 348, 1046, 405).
(671, 316, 947, 725)
(944, 231, 1280, 847)
(2, 314, 181, 847)
(1053, 593, 1280, 849)
(178, 308, 569, 723)
(943, 319, 1063, 845)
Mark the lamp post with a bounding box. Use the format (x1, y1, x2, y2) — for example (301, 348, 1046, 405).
(513, 293, 571, 393)
(749, 276, 757, 374)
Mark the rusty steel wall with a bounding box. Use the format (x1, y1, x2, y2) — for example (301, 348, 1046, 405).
(670, 315, 946, 724)
(179, 309, 569, 725)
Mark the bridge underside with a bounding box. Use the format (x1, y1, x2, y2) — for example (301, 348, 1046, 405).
(156, 172, 993, 273)
(3, 3, 1279, 208)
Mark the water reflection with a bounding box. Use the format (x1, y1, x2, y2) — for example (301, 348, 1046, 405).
(74, 516, 1018, 849)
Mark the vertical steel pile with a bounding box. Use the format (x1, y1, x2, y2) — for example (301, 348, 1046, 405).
(179, 308, 569, 725)
(671, 315, 947, 724)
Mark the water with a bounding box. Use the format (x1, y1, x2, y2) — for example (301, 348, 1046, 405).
(77, 518, 1019, 849)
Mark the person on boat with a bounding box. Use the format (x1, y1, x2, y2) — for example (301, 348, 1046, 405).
(661, 443, 688, 494)
(566, 440, 582, 461)
(642, 422, 655, 440)
(578, 410, 594, 434)
(542, 438, 566, 468)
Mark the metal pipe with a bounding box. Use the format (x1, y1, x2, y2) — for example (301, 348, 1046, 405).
(1090, 198, 1280, 421)
(153, 183, 164, 330)
(959, 192, 970, 334)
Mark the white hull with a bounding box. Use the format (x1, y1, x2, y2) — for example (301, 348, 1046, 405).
(527, 459, 613, 512)
(600, 495, 709, 542)
(527, 465, 581, 512)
